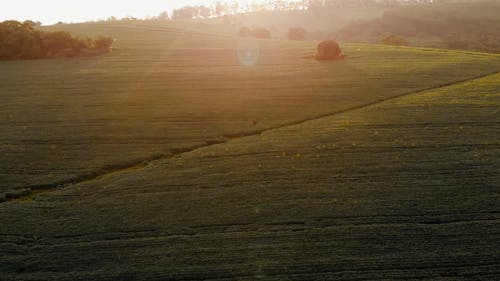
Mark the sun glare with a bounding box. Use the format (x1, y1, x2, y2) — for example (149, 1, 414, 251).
(0, 0, 273, 24)
(237, 38, 261, 66)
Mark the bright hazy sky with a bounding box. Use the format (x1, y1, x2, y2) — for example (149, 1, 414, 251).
(0, 0, 268, 25)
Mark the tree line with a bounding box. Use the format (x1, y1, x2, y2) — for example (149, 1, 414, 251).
(337, 9, 500, 53)
(154, 0, 449, 20)
(95, 0, 462, 21)
(0, 20, 113, 60)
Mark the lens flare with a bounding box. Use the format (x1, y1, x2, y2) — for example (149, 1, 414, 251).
(237, 38, 260, 66)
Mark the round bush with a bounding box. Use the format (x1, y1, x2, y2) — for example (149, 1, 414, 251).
(251, 27, 271, 39)
(239, 26, 251, 37)
(315, 40, 342, 60)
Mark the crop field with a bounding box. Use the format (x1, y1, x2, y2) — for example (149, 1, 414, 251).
(1, 21, 500, 280)
(1, 21, 499, 197)
(1, 68, 499, 280)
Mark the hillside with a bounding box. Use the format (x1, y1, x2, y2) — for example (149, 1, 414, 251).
(216, 6, 385, 38)
(1, 21, 499, 200)
(1, 15, 500, 280)
(337, 1, 500, 53)
(2, 64, 499, 280)
(201, 1, 500, 53)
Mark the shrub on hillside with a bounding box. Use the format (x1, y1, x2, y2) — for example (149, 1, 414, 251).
(93, 36, 114, 51)
(381, 34, 409, 46)
(251, 27, 271, 39)
(315, 40, 342, 60)
(156, 11, 170, 21)
(0, 20, 113, 60)
(44, 31, 75, 54)
(287, 27, 307, 41)
(239, 26, 252, 37)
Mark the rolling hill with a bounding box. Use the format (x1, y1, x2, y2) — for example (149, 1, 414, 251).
(1, 58, 499, 280)
(1, 18, 499, 280)
(1, 21, 499, 199)
(337, 1, 500, 53)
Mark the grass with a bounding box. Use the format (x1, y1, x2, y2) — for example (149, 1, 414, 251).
(1, 68, 498, 280)
(1, 21, 499, 195)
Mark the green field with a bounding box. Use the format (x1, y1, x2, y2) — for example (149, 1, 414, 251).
(1, 21, 499, 196)
(1, 20, 500, 280)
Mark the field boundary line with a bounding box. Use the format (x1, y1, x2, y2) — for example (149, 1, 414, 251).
(223, 70, 500, 139)
(2, 70, 499, 204)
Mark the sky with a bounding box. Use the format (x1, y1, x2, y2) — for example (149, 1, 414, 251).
(0, 0, 268, 25)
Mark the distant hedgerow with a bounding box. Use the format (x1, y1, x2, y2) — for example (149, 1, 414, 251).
(93, 36, 114, 51)
(251, 27, 271, 39)
(0, 20, 114, 61)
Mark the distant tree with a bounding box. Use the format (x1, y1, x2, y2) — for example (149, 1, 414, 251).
(156, 11, 170, 20)
(121, 16, 138, 21)
(93, 36, 114, 51)
(251, 27, 271, 39)
(230, 1, 240, 14)
(239, 26, 252, 37)
(166, 0, 451, 18)
(172, 6, 196, 20)
(0, 20, 113, 60)
(315, 40, 342, 60)
(214, 1, 228, 16)
(307, 0, 324, 10)
(22, 20, 38, 29)
(287, 27, 307, 40)
(44, 31, 74, 54)
(198, 6, 212, 18)
(273, 0, 289, 10)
